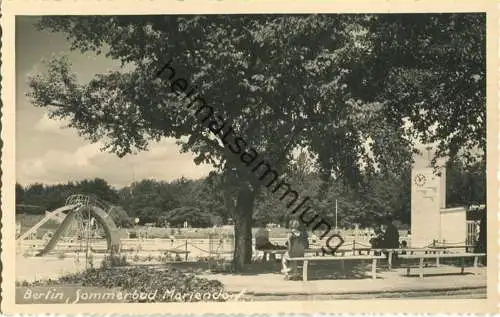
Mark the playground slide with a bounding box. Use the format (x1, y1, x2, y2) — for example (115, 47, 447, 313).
(36, 205, 121, 256)
(36, 210, 78, 256)
(17, 204, 79, 241)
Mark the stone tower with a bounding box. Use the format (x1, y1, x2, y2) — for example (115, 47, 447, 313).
(410, 146, 447, 247)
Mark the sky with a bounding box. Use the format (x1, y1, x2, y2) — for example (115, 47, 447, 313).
(16, 16, 214, 189)
(15, 16, 436, 189)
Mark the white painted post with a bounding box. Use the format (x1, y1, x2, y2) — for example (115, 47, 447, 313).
(419, 257, 424, 278)
(302, 260, 309, 281)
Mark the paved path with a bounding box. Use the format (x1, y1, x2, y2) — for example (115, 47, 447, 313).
(206, 266, 487, 295)
(17, 255, 486, 299)
(16, 254, 106, 283)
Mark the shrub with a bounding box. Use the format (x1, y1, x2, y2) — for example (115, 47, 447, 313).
(120, 255, 127, 265)
(102, 254, 128, 268)
(210, 259, 234, 273)
(101, 257, 110, 269)
(107, 206, 133, 228)
(128, 231, 138, 239)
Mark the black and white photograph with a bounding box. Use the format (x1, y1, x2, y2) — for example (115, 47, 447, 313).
(1, 1, 497, 314)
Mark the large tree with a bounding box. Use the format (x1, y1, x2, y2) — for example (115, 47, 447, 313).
(27, 14, 485, 268)
(363, 14, 486, 165)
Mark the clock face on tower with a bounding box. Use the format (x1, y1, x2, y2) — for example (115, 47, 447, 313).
(414, 173, 427, 187)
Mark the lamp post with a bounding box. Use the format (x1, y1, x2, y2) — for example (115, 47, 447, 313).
(335, 199, 338, 232)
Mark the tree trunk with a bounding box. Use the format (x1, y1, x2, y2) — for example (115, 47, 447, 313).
(232, 186, 255, 270)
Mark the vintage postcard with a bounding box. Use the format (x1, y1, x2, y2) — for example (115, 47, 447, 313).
(1, 0, 498, 314)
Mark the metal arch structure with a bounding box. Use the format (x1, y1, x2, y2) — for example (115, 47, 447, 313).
(32, 194, 121, 256)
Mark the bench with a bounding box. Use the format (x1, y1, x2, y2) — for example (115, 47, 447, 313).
(260, 248, 324, 261)
(429, 245, 473, 253)
(262, 247, 381, 260)
(259, 249, 286, 261)
(398, 253, 486, 278)
(429, 245, 469, 250)
(288, 255, 386, 281)
(263, 247, 432, 267)
(370, 248, 446, 269)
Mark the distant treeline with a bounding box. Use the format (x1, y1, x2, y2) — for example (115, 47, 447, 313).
(16, 158, 485, 228)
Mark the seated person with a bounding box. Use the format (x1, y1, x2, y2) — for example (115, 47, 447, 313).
(400, 240, 408, 255)
(282, 220, 307, 280)
(255, 227, 287, 251)
(255, 227, 273, 250)
(369, 226, 384, 255)
(382, 217, 400, 249)
(382, 216, 400, 264)
(370, 234, 383, 248)
(285, 225, 309, 249)
(301, 228, 310, 249)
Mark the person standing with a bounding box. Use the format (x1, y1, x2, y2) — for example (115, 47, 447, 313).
(382, 216, 400, 265)
(383, 217, 400, 248)
(282, 219, 306, 280)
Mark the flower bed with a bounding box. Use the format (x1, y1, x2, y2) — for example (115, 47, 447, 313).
(17, 266, 226, 302)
